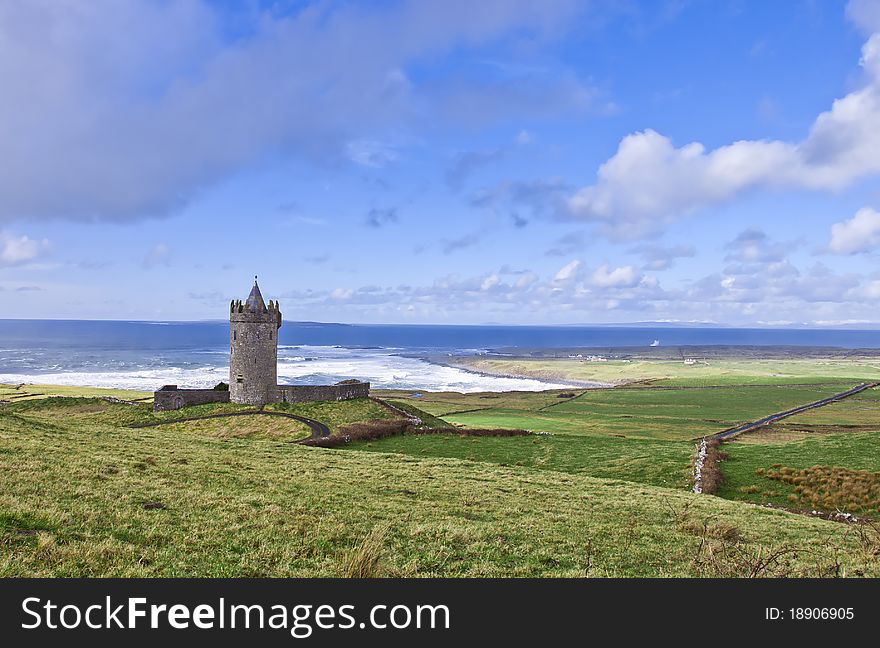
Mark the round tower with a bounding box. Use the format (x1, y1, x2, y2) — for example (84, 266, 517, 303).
(229, 277, 282, 405)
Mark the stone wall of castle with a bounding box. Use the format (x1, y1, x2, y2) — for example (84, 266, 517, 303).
(154, 387, 230, 411)
(154, 382, 369, 411)
(273, 381, 370, 404)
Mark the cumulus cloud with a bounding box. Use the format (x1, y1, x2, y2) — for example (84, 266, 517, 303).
(553, 259, 581, 282)
(847, 0, 880, 34)
(0, 0, 581, 224)
(0, 232, 50, 267)
(829, 207, 880, 254)
(481, 274, 501, 291)
(330, 288, 354, 301)
(590, 264, 641, 288)
(724, 229, 789, 263)
(568, 27, 880, 239)
(272, 248, 880, 324)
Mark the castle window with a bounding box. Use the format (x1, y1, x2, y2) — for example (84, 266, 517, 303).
(236, 376, 243, 384)
(233, 330, 237, 340)
(269, 331, 273, 340)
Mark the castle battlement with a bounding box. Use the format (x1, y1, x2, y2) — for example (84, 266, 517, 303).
(230, 298, 281, 315)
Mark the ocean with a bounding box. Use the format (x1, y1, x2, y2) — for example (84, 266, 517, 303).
(2, 319, 880, 392)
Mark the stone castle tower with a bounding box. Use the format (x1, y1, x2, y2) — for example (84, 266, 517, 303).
(229, 277, 282, 405)
(154, 276, 369, 411)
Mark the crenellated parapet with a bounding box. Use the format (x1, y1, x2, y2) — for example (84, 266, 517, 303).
(230, 298, 281, 314)
(230, 298, 281, 328)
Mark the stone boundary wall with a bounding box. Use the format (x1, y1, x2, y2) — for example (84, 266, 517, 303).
(154, 381, 369, 411)
(274, 381, 370, 404)
(154, 387, 230, 412)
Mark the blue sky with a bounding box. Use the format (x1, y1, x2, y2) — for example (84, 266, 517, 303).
(3, 0, 880, 325)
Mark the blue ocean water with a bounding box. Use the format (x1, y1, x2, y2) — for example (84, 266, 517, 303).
(1, 319, 878, 392)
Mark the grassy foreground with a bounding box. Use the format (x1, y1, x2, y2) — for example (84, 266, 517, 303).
(3, 391, 880, 576)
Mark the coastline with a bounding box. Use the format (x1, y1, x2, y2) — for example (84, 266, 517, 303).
(412, 353, 614, 389)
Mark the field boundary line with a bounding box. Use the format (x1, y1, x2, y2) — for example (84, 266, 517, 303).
(536, 390, 589, 412)
(704, 382, 879, 443)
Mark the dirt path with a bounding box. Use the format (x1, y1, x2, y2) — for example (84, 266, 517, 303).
(129, 410, 331, 441)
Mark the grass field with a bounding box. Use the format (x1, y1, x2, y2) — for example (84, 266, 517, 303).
(0, 394, 390, 435)
(378, 383, 857, 441)
(0, 382, 153, 403)
(450, 356, 880, 386)
(719, 387, 880, 517)
(265, 399, 393, 432)
(375, 373, 880, 522)
(719, 432, 880, 517)
(3, 393, 879, 577)
(353, 433, 695, 489)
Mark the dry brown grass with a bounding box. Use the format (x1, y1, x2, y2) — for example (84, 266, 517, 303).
(762, 465, 880, 513)
(339, 524, 388, 578)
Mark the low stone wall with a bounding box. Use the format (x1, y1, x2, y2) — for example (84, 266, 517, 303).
(274, 381, 370, 404)
(154, 381, 368, 411)
(154, 387, 230, 411)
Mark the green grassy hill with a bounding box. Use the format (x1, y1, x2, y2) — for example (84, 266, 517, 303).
(2, 392, 879, 577)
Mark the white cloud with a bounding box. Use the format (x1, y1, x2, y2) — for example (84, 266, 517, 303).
(568, 30, 880, 239)
(554, 259, 581, 282)
(481, 274, 501, 291)
(0, 232, 50, 267)
(829, 207, 880, 254)
(724, 229, 789, 263)
(862, 279, 880, 299)
(590, 264, 640, 288)
(0, 0, 581, 223)
(515, 272, 538, 288)
(847, 0, 880, 34)
(330, 288, 354, 301)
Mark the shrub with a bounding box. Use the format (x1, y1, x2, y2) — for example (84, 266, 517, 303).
(762, 464, 880, 514)
(302, 418, 531, 448)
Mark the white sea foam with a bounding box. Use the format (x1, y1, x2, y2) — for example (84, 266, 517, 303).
(0, 346, 582, 393)
(0, 366, 229, 391)
(275, 346, 580, 392)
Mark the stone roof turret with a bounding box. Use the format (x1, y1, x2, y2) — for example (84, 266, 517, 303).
(245, 276, 266, 313)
